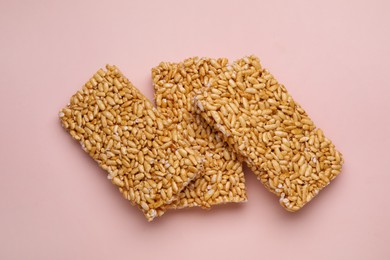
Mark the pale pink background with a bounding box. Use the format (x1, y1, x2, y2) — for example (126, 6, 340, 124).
(1, 0, 389, 259)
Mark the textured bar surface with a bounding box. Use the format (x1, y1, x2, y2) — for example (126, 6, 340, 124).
(59, 65, 203, 220)
(152, 58, 247, 208)
(196, 56, 344, 211)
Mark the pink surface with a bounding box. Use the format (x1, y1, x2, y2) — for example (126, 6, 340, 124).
(1, 0, 389, 259)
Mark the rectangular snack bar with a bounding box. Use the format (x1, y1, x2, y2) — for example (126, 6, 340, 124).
(59, 65, 203, 221)
(152, 58, 247, 209)
(195, 56, 344, 211)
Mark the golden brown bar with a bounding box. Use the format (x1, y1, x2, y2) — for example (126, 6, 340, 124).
(195, 56, 344, 211)
(59, 65, 203, 221)
(152, 59, 247, 209)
